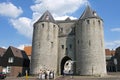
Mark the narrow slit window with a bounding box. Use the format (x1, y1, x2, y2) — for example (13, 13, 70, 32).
(98, 20, 100, 25)
(42, 23, 44, 28)
(51, 42, 53, 48)
(53, 25, 55, 28)
(78, 40, 79, 44)
(89, 40, 91, 46)
(69, 44, 72, 49)
(61, 45, 64, 49)
(61, 28, 63, 32)
(87, 20, 90, 24)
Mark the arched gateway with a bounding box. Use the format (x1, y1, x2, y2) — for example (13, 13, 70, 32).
(31, 6, 107, 76)
(61, 56, 73, 75)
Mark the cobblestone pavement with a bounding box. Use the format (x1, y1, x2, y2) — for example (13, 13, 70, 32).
(3, 72, 120, 80)
(3, 77, 120, 80)
(4, 77, 54, 80)
(56, 76, 120, 80)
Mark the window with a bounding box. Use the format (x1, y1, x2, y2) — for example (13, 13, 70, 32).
(89, 40, 91, 46)
(38, 42, 40, 48)
(42, 23, 44, 28)
(61, 28, 63, 32)
(78, 40, 79, 44)
(87, 20, 90, 24)
(69, 44, 72, 49)
(53, 25, 55, 28)
(93, 11, 97, 16)
(66, 48, 68, 51)
(61, 45, 64, 49)
(46, 15, 49, 20)
(93, 20, 95, 25)
(51, 42, 53, 48)
(8, 57, 14, 63)
(66, 48, 68, 55)
(98, 20, 100, 25)
(6, 66, 11, 73)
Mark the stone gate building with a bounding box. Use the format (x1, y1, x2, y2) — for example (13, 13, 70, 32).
(30, 6, 107, 76)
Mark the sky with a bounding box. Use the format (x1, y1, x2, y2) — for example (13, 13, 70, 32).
(0, 0, 120, 50)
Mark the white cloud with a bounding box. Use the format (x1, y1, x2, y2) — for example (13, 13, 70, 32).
(0, 2, 23, 18)
(55, 15, 77, 20)
(17, 44, 31, 50)
(10, 17, 33, 39)
(9, 0, 88, 39)
(1, 46, 7, 49)
(111, 28, 120, 32)
(5, 0, 88, 40)
(31, 0, 89, 20)
(105, 40, 120, 50)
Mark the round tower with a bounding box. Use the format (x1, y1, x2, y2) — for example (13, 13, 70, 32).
(30, 11, 59, 75)
(75, 6, 106, 76)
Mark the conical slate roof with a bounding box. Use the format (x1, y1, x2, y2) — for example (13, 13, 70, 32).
(38, 10, 56, 23)
(80, 5, 101, 19)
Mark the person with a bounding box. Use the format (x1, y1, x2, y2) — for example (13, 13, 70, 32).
(46, 70, 50, 80)
(69, 70, 73, 78)
(42, 71, 45, 80)
(17, 72, 22, 77)
(49, 70, 54, 79)
(38, 70, 42, 80)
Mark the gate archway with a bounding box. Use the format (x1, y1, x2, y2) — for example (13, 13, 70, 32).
(60, 56, 72, 75)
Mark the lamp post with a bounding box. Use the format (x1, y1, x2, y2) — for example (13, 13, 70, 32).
(113, 58, 117, 72)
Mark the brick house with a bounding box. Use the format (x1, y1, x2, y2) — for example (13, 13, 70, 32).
(105, 49, 115, 72)
(114, 47, 120, 71)
(1, 46, 30, 77)
(0, 47, 6, 72)
(24, 46, 31, 60)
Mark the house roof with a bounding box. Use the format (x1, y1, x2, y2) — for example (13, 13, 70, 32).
(80, 5, 101, 19)
(24, 46, 31, 56)
(0, 47, 6, 56)
(105, 49, 115, 56)
(37, 10, 56, 23)
(9, 46, 29, 59)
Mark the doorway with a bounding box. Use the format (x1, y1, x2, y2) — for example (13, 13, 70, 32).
(61, 56, 72, 75)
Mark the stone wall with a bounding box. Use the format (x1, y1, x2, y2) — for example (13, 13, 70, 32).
(31, 22, 59, 75)
(75, 18, 106, 75)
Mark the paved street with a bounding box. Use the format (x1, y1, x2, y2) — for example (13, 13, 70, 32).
(3, 72, 120, 80)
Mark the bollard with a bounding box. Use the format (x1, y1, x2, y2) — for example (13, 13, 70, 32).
(25, 70, 28, 80)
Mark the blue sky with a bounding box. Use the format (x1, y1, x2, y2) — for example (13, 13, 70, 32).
(0, 0, 120, 50)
